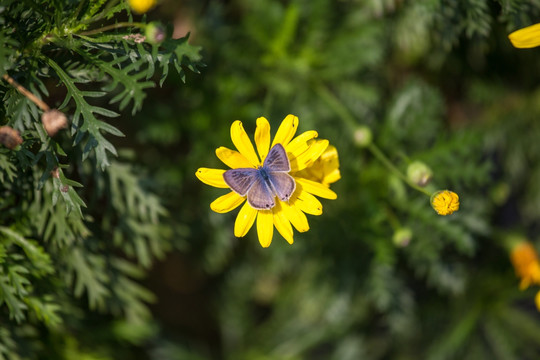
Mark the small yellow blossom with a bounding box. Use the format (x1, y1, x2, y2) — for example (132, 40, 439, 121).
(510, 241, 540, 290)
(431, 190, 459, 215)
(508, 23, 540, 48)
(510, 241, 540, 311)
(196, 115, 339, 248)
(294, 144, 340, 186)
(128, 0, 156, 14)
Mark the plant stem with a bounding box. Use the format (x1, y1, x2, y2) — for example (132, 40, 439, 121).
(2, 74, 50, 111)
(77, 22, 146, 36)
(316, 82, 432, 197)
(315, 83, 357, 130)
(368, 143, 432, 197)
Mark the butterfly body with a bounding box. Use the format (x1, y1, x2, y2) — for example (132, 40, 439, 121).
(223, 143, 296, 210)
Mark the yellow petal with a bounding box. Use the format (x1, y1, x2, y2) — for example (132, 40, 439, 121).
(286, 130, 318, 158)
(231, 120, 260, 166)
(320, 145, 341, 185)
(196, 168, 229, 188)
(234, 202, 257, 237)
(257, 210, 274, 248)
(509, 23, 540, 48)
(323, 170, 341, 185)
(255, 117, 271, 162)
(293, 143, 341, 185)
(535, 291, 540, 311)
(273, 202, 294, 244)
(282, 202, 309, 233)
(520, 278, 531, 290)
(295, 177, 337, 199)
(296, 190, 323, 215)
(216, 147, 254, 168)
(291, 139, 329, 172)
(210, 192, 245, 213)
(271, 114, 298, 148)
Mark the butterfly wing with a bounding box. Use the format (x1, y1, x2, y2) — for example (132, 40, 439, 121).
(268, 172, 296, 202)
(223, 168, 259, 196)
(225, 144, 293, 210)
(247, 173, 276, 210)
(263, 143, 290, 172)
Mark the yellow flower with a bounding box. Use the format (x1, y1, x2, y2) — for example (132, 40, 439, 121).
(196, 115, 339, 248)
(294, 144, 341, 186)
(430, 190, 459, 216)
(510, 241, 540, 290)
(128, 0, 156, 14)
(508, 23, 540, 48)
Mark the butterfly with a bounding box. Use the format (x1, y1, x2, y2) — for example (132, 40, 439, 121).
(223, 143, 296, 210)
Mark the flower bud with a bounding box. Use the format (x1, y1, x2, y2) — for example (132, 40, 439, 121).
(407, 161, 433, 187)
(0, 126, 22, 149)
(145, 22, 166, 44)
(392, 227, 412, 247)
(353, 125, 372, 148)
(41, 109, 68, 136)
(430, 190, 459, 215)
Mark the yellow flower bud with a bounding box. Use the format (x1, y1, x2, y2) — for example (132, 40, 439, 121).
(128, 0, 157, 14)
(430, 190, 459, 215)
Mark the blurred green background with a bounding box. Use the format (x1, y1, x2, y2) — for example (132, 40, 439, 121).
(123, 0, 540, 358)
(7, 0, 540, 359)
(116, 0, 540, 358)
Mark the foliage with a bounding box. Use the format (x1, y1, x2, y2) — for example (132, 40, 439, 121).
(3, 0, 540, 359)
(0, 0, 201, 358)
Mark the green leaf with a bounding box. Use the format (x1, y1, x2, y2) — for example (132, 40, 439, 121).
(47, 57, 123, 170)
(0, 227, 54, 276)
(66, 247, 110, 310)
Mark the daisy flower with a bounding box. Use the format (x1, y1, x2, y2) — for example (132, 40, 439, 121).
(196, 115, 339, 247)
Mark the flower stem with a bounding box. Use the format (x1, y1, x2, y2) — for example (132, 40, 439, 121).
(315, 83, 357, 130)
(316, 82, 431, 197)
(2, 74, 50, 111)
(78, 22, 146, 36)
(368, 143, 432, 197)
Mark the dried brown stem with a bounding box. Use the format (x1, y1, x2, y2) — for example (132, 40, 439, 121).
(2, 73, 50, 111)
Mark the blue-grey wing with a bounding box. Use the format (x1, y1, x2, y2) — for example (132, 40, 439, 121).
(268, 172, 296, 202)
(247, 175, 276, 210)
(223, 168, 258, 196)
(263, 143, 290, 172)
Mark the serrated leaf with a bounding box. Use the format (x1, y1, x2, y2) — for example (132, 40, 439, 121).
(47, 58, 122, 170)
